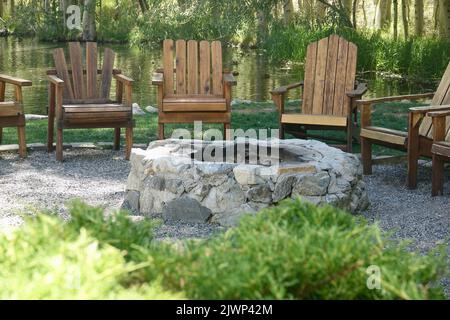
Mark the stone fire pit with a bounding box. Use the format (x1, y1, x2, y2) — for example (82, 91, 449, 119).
(123, 139, 368, 226)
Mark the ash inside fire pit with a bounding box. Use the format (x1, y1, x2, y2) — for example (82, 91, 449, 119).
(188, 142, 308, 165)
(123, 139, 368, 226)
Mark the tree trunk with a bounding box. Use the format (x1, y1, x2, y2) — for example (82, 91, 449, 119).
(439, 0, 450, 41)
(138, 0, 148, 13)
(283, 0, 294, 24)
(375, 0, 392, 29)
(402, 0, 409, 38)
(414, 0, 424, 36)
(82, 0, 96, 41)
(352, 0, 358, 28)
(362, 0, 368, 25)
(10, 0, 14, 15)
(434, 0, 440, 31)
(393, 0, 398, 39)
(0, 0, 3, 18)
(342, 0, 353, 16)
(315, 0, 327, 23)
(257, 10, 267, 45)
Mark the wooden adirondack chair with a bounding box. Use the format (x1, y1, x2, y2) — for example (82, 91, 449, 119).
(270, 34, 367, 152)
(358, 61, 450, 189)
(47, 42, 134, 162)
(0, 74, 32, 157)
(152, 39, 236, 140)
(427, 109, 450, 196)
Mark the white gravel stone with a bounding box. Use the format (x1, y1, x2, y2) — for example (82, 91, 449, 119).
(145, 106, 158, 113)
(132, 103, 146, 115)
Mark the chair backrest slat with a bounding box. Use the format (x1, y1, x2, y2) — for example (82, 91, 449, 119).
(323, 34, 339, 115)
(176, 40, 187, 95)
(187, 40, 199, 94)
(163, 39, 175, 95)
(332, 37, 349, 116)
(302, 41, 317, 114)
(162, 39, 223, 97)
(52, 42, 117, 102)
(86, 42, 98, 99)
(311, 37, 328, 114)
(302, 35, 357, 117)
(69, 42, 86, 99)
(417, 62, 450, 138)
(53, 48, 74, 100)
(343, 42, 358, 116)
(100, 48, 115, 99)
(199, 40, 211, 95)
(211, 41, 223, 95)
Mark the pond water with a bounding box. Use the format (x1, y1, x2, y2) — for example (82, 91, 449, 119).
(0, 37, 436, 115)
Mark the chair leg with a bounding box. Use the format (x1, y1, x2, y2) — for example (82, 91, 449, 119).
(17, 126, 27, 158)
(224, 123, 231, 140)
(47, 108, 55, 153)
(279, 123, 285, 139)
(407, 147, 419, 190)
(158, 123, 164, 140)
(360, 137, 372, 175)
(125, 126, 133, 160)
(346, 122, 353, 153)
(56, 128, 63, 162)
(114, 128, 121, 150)
(431, 154, 445, 196)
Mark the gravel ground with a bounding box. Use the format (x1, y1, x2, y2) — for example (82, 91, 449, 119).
(0, 150, 449, 296)
(362, 162, 450, 298)
(0, 149, 223, 239)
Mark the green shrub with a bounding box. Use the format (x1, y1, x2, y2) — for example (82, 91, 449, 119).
(0, 202, 180, 300)
(142, 199, 447, 299)
(0, 199, 447, 299)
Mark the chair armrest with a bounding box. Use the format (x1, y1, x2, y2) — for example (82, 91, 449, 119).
(427, 106, 450, 117)
(152, 72, 164, 86)
(47, 75, 64, 86)
(270, 82, 304, 96)
(113, 73, 134, 85)
(356, 92, 434, 105)
(0, 74, 32, 86)
(223, 73, 237, 86)
(411, 104, 450, 114)
(347, 82, 367, 98)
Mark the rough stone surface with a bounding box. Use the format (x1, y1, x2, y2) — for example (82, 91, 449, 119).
(25, 114, 48, 121)
(145, 106, 158, 113)
(132, 103, 146, 115)
(124, 139, 369, 226)
(162, 197, 212, 223)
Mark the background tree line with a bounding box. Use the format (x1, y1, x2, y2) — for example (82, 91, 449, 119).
(0, 1, 449, 42)
(0, 0, 449, 78)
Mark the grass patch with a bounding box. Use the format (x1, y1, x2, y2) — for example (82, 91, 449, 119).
(1, 101, 425, 157)
(265, 25, 450, 80)
(0, 199, 447, 299)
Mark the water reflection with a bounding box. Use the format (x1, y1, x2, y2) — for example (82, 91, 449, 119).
(0, 37, 436, 115)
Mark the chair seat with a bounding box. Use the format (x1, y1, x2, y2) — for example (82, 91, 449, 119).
(63, 103, 131, 123)
(163, 96, 227, 112)
(281, 114, 347, 127)
(360, 126, 407, 146)
(432, 141, 450, 157)
(0, 101, 22, 117)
